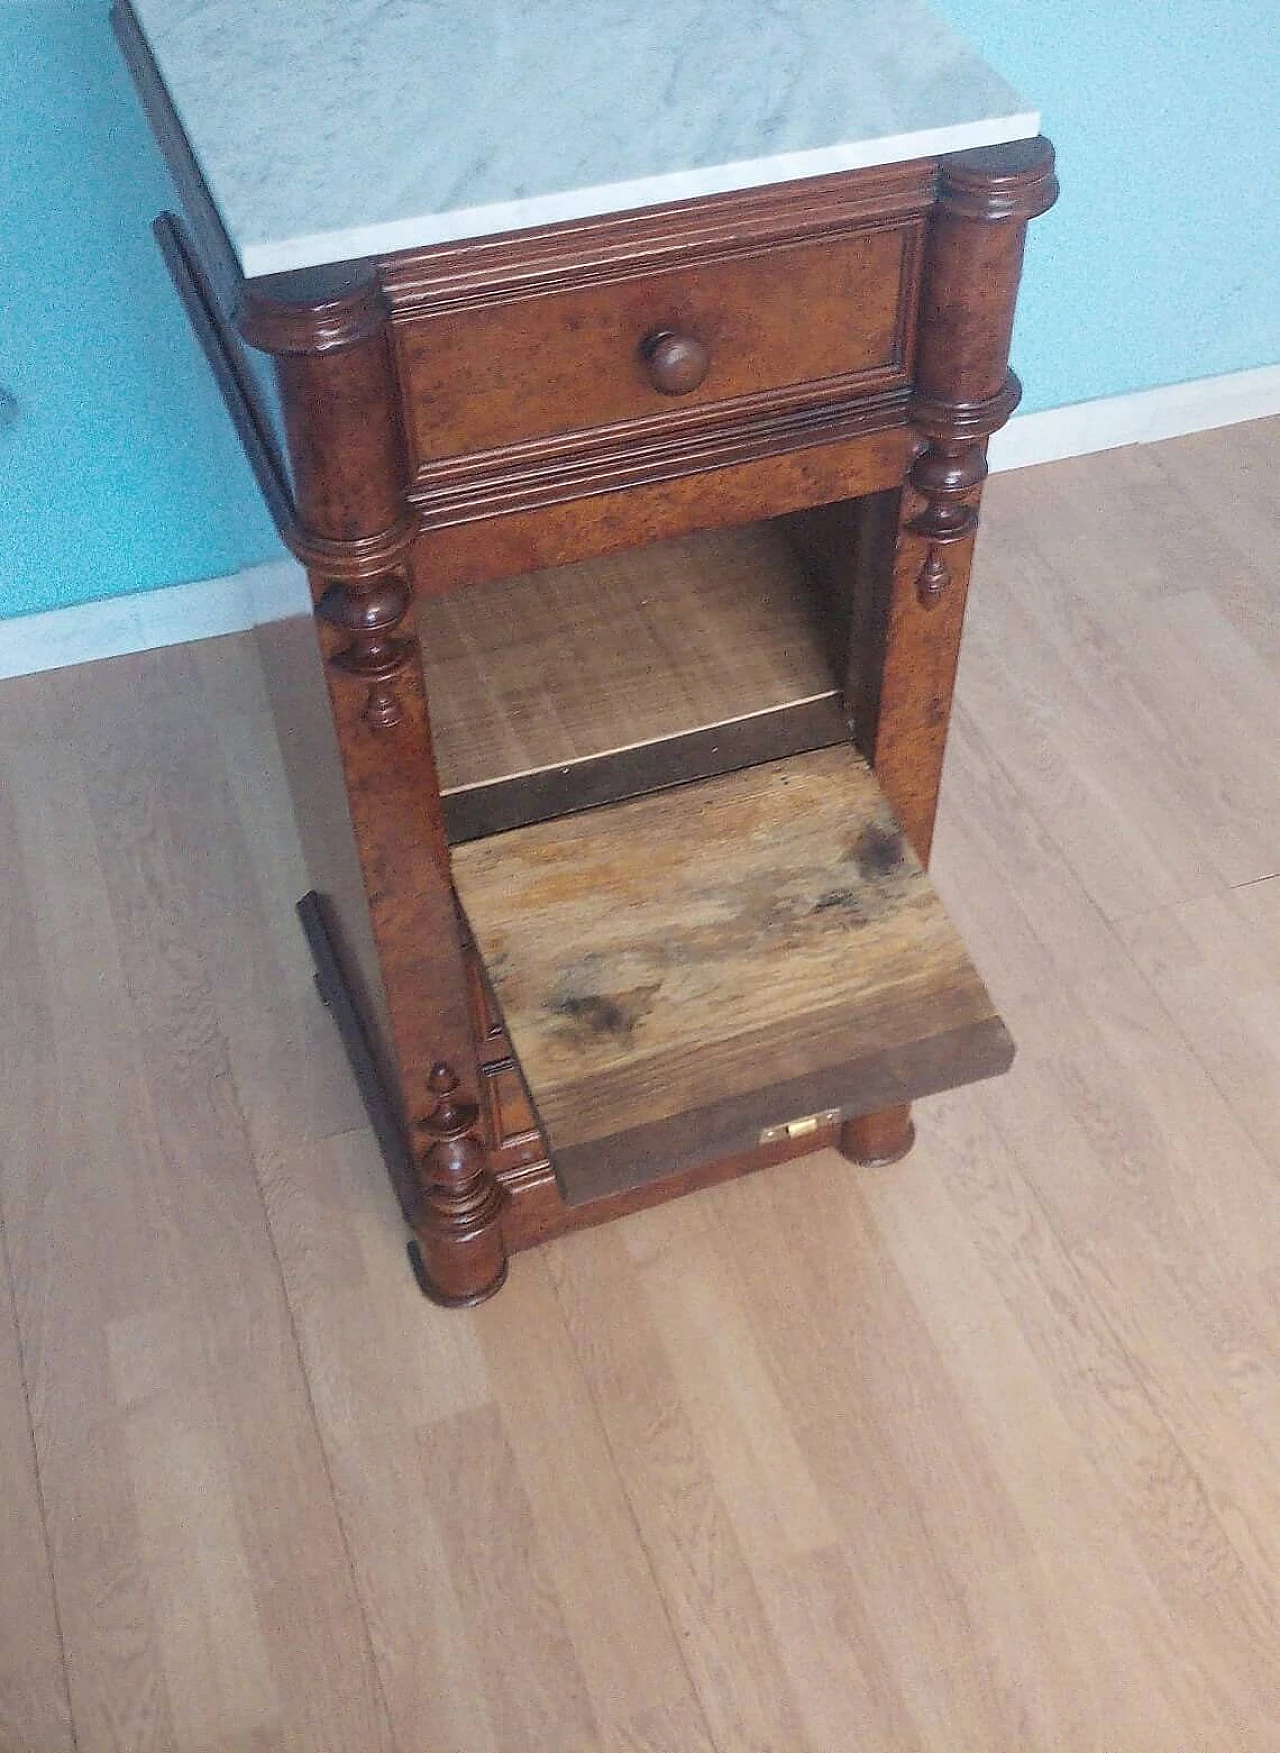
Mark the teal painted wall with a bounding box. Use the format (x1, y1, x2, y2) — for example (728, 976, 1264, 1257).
(0, 2, 280, 621)
(3, 1, 1279, 621)
(931, 0, 1280, 413)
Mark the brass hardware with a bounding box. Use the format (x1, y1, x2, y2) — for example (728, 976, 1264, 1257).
(759, 1107, 841, 1145)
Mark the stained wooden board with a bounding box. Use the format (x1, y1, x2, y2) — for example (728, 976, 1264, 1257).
(417, 522, 836, 795)
(453, 745, 1013, 1202)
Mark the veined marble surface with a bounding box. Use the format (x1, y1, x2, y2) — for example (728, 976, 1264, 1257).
(128, 0, 1038, 278)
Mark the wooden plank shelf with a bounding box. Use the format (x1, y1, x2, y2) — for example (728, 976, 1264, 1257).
(452, 744, 1013, 1205)
(418, 522, 847, 840)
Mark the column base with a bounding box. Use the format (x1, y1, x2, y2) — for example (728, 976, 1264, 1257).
(839, 1104, 917, 1166)
(408, 1239, 509, 1307)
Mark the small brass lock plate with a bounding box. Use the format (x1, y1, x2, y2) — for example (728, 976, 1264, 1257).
(759, 1108, 842, 1145)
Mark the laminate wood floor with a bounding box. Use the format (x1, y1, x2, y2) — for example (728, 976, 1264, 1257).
(2, 416, 1278, 1751)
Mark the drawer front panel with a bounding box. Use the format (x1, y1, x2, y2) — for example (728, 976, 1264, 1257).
(396, 223, 918, 467)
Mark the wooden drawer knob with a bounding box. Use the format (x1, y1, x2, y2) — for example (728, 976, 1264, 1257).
(641, 328, 710, 395)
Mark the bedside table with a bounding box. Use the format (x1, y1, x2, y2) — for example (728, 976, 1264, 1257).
(115, 0, 1056, 1304)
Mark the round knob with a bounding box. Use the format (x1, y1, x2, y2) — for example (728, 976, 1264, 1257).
(641, 328, 710, 395)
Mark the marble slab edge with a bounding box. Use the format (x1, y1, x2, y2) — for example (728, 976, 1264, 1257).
(238, 112, 1040, 279)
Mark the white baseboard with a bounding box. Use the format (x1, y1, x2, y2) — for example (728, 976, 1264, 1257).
(3, 364, 1278, 680)
(0, 558, 307, 681)
(988, 361, 1280, 472)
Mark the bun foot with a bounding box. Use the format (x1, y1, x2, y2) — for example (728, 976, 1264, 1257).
(410, 1062, 509, 1307)
(408, 1238, 509, 1307)
(839, 1104, 916, 1166)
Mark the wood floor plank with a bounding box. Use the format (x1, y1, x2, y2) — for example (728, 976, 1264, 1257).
(1117, 877, 1280, 1169)
(932, 715, 1280, 1738)
(1140, 418, 1280, 675)
(962, 561, 1276, 918)
(615, 1196, 927, 1751)
(547, 1225, 812, 1753)
(710, 1160, 1095, 1751)
(262, 1128, 681, 1753)
(959, 426, 1280, 921)
(144, 636, 364, 1157)
(1151, 418, 1280, 592)
(1099, 589, 1280, 893)
(0, 1197, 74, 1753)
(958, 583, 1201, 921)
(472, 1259, 717, 1752)
(861, 1101, 1207, 1750)
(0, 687, 185, 1752)
(0, 669, 394, 1753)
(928, 705, 1121, 1014)
(893, 1075, 1280, 1743)
(417, 1404, 603, 1753)
(981, 442, 1248, 610)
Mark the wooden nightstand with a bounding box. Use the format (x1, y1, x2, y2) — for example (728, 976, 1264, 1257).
(116, 0, 1056, 1303)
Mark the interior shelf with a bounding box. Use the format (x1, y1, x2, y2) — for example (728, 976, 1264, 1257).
(452, 744, 1013, 1205)
(417, 522, 847, 839)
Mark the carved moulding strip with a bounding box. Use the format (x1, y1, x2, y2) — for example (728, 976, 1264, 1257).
(408, 388, 913, 528)
(378, 162, 938, 312)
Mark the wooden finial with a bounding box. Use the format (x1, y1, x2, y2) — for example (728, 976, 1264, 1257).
(915, 545, 951, 608)
(317, 572, 413, 730)
(408, 1061, 508, 1306)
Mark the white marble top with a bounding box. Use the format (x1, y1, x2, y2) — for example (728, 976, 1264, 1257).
(129, 0, 1038, 280)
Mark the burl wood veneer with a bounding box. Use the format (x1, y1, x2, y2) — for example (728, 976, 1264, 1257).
(115, 0, 1056, 1304)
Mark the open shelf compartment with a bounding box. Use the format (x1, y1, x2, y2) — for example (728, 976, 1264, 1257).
(418, 521, 849, 840)
(451, 743, 1013, 1206)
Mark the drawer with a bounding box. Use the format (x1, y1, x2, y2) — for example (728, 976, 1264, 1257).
(453, 744, 1013, 1208)
(395, 222, 919, 467)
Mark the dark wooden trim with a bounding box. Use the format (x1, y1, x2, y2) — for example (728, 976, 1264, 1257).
(297, 891, 418, 1216)
(826, 135, 1056, 1166)
(839, 1103, 917, 1165)
(153, 213, 295, 534)
(442, 695, 850, 842)
(413, 425, 914, 596)
(496, 1131, 833, 1252)
(254, 283, 505, 1297)
(111, 0, 242, 306)
(409, 1064, 509, 1305)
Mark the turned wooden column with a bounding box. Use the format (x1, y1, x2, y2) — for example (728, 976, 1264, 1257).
(840, 135, 1058, 1167)
(239, 274, 507, 1301)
